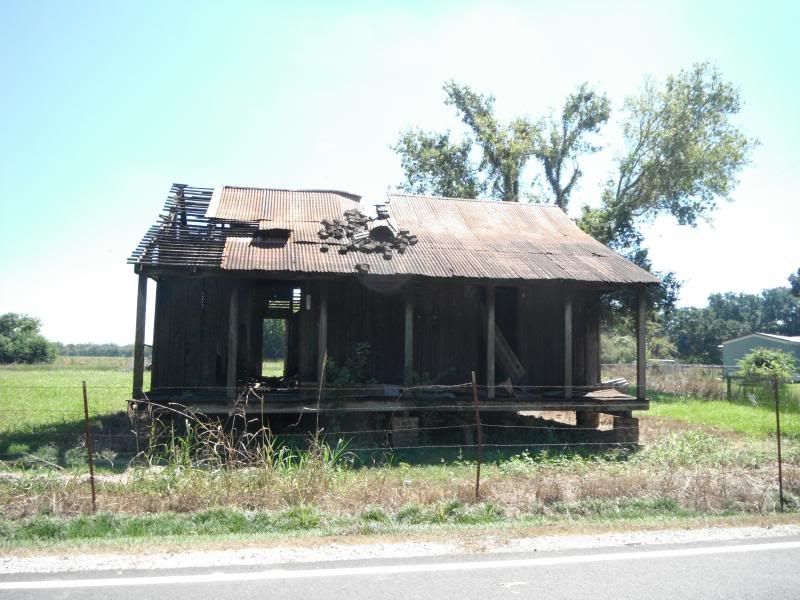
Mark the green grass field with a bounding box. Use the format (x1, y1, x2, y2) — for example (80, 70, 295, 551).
(1, 358, 799, 548)
(649, 384, 800, 440)
(261, 359, 284, 377)
(0, 357, 138, 433)
(0, 357, 139, 464)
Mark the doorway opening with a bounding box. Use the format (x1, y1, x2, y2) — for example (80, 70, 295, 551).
(261, 286, 302, 378)
(262, 318, 287, 377)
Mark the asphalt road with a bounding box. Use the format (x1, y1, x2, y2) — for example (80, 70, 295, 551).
(2, 537, 800, 599)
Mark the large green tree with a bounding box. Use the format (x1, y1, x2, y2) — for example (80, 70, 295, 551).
(0, 313, 56, 364)
(579, 63, 755, 263)
(395, 64, 754, 264)
(394, 80, 609, 205)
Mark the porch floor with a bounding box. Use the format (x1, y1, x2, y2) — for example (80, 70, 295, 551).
(137, 385, 647, 415)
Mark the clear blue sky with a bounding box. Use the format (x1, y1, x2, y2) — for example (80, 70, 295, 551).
(1, 0, 798, 343)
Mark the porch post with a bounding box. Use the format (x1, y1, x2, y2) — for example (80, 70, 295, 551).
(404, 285, 414, 386)
(132, 273, 147, 400)
(564, 292, 573, 399)
(636, 285, 647, 401)
(317, 282, 328, 383)
(227, 285, 239, 399)
(486, 285, 496, 400)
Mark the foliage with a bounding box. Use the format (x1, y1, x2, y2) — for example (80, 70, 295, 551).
(579, 62, 756, 264)
(326, 342, 376, 385)
(0, 313, 56, 364)
(53, 343, 151, 357)
(667, 306, 746, 364)
(789, 268, 800, 298)
(600, 319, 675, 363)
(392, 130, 483, 198)
(57, 343, 133, 357)
(394, 81, 610, 206)
(394, 82, 540, 201)
(533, 83, 610, 209)
(262, 319, 286, 359)
(442, 81, 540, 201)
(736, 347, 797, 383)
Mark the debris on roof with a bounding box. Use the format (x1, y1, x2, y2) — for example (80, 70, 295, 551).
(317, 205, 417, 261)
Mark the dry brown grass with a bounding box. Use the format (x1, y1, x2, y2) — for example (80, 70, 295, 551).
(2, 445, 795, 522)
(603, 364, 725, 399)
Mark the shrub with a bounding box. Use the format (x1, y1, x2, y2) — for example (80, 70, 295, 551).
(0, 313, 56, 364)
(736, 347, 797, 383)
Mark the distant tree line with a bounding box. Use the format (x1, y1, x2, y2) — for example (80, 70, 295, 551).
(54, 342, 140, 357)
(665, 284, 800, 364)
(602, 274, 800, 365)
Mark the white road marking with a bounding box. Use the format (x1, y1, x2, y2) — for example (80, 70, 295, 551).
(500, 580, 529, 594)
(2, 540, 799, 590)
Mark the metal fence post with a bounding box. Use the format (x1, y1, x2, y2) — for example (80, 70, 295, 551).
(82, 381, 97, 513)
(773, 377, 784, 512)
(471, 371, 483, 500)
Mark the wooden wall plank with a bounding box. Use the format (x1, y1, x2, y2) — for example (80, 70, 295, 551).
(404, 286, 414, 385)
(637, 286, 647, 400)
(227, 285, 239, 398)
(564, 293, 573, 399)
(486, 285, 496, 399)
(132, 274, 148, 399)
(317, 282, 328, 383)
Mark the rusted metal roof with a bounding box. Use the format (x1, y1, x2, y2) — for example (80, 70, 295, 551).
(207, 186, 361, 221)
(131, 185, 659, 285)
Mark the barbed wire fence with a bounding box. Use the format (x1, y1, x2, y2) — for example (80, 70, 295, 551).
(0, 363, 797, 514)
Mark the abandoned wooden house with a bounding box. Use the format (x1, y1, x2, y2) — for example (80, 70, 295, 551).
(128, 184, 659, 442)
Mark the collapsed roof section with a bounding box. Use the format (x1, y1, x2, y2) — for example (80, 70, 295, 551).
(129, 184, 660, 285)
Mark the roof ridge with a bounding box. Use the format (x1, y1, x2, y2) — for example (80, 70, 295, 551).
(386, 192, 560, 209)
(223, 185, 361, 200)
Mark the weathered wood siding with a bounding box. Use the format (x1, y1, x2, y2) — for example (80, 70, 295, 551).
(150, 275, 603, 393)
(412, 282, 482, 385)
(324, 279, 405, 383)
(151, 277, 258, 389)
(516, 285, 600, 388)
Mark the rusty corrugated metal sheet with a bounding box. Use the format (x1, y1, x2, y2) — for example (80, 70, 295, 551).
(132, 184, 658, 284)
(207, 186, 361, 221)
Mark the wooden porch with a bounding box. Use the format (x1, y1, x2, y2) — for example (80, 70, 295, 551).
(136, 385, 646, 417)
(131, 272, 650, 418)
